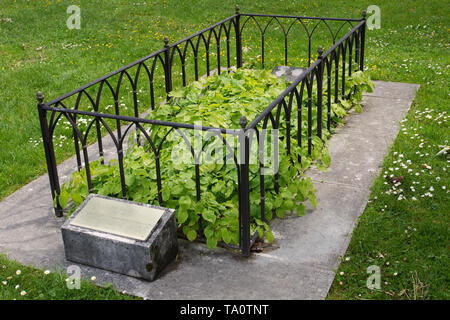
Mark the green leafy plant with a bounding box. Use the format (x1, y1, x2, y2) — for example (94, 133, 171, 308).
(330, 70, 374, 124)
(57, 68, 373, 250)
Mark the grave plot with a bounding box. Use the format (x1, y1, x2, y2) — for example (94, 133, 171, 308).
(37, 6, 371, 256)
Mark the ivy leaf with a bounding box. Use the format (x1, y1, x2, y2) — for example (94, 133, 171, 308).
(125, 173, 135, 186)
(177, 207, 189, 224)
(202, 209, 216, 223)
(321, 149, 331, 167)
(186, 229, 197, 241)
(340, 99, 352, 110)
(257, 227, 264, 239)
(254, 219, 264, 226)
(206, 235, 218, 250)
(287, 183, 297, 197)
(283, 199, 294, 211)
(71, 192, 83, 206)
(309, 192, 317, 209)
(178, 195, 192, 210)
(221, 228, 231, 244)
(275, 208, 285, 218)
(312, 147, 321, 160)
(171, 184, 184, 196)
(316, 163, 328, 172)
(162, 189, 171, 202)
(312, 136, 323, 148)
(169, 88, 184, 98)
(59, 190, 70, 209)
(301, 158, 311, 170)
(204, 225, 214, 239)
(274, 196, 283, 208)
(298, 179, 309, 198)
(265, 229, 274, 243)
(296, 203, 305, 217)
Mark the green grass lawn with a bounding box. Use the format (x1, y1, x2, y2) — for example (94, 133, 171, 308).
(0, 0, 448, 299)
(327, 87, 450, 300)
(0, 254, 140, 300)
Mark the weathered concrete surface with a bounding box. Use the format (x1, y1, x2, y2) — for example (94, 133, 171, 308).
(0, 81, 419, 299)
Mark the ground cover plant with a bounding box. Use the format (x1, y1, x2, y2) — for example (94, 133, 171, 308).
(57, 68, 372, 249)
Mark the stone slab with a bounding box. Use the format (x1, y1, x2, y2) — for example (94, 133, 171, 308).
(61, 194, 178, 281)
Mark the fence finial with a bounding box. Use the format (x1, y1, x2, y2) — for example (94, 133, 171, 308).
(362, 10, 367, 19)
(235, 4, 240, 14)
(317, 45, 324, 58)
(36, 91, 44, 104)
(163, 36, 169, 48)
(239, 115, 248, 129)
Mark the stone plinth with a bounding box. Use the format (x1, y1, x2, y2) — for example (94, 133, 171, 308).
(61, 194, 178, 281)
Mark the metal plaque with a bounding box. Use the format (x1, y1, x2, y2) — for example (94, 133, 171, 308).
(70, 196, 164, 241)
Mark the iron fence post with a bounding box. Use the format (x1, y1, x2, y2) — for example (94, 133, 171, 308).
(163, 36, 172, 97)
(360, 10, 366, 71)
(326, 55, 332, 131)
(37, 92, 63, 217)
(235, 5, 243, 69)
(317, 46, 324, 139)
(239, 115, 250, 257)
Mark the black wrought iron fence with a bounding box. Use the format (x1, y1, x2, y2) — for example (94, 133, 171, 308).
(37, 6, 366, 256)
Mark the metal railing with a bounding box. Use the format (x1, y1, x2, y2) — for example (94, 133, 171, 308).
(37, 6, 366, 256)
